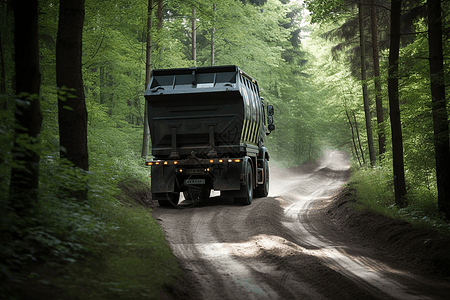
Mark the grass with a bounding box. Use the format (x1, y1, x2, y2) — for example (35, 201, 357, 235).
(5, 179, 180, 300)
(350, 165, 450, 236)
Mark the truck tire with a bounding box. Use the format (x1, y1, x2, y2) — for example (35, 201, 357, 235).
(156, 192, 180, 207)
(235, 161, 253, 205)
(255, 159, 269, 198)
(183, 187, 211, 201)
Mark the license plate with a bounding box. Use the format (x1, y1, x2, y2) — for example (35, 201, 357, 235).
(185, 179, 205, 185)
(185, 169, 204, 174)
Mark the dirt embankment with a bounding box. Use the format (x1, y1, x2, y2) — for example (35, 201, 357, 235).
(322, 186, 450, 278)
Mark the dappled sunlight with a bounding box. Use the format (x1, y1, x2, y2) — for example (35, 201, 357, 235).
(228, 233, 425, 300)
(177, 231, 421, 300)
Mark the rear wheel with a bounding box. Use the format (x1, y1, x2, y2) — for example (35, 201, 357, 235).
(255, 159, 269, 198)
(235, 161, 253, 205)
(156, 192, 180, 207)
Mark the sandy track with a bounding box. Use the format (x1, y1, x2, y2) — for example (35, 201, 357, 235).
(154, 152, 450, 299)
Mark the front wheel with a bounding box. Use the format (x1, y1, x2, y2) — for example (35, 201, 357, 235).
(235, 160, 253, 205)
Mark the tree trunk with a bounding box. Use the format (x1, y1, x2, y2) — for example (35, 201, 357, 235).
(371, 0, 385, 158)
(353, 110, 366, 165)
(346, 109, 362, 166)
(428, 0, 450, 219)
(0, 31, 7, 110)
(157, 0, 163, 30)
(388, 0, 407, 207)
(192, 7, 197, 65)
(100, 66, 105, 104)
(211, 3, 216, 66)
(56, 0, 88, 200)
(142, 0, 153, 158)
(358, 3, 376, 166)
(9, 0, 42, 217)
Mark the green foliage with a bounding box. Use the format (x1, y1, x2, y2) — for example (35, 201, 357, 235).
(4, 180, 180, 300)
(350, 165, 395, 211)
(305, 0, 348, 24)
(1, 153, 104, 280)
(350, 166, 450, 235)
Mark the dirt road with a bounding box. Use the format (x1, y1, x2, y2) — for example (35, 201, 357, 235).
(154, 151, 450, 299)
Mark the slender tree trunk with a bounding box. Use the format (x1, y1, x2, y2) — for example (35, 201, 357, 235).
(346, 109, 362, 166)
(142, 0, 153, 158)
(56, 0, 88, 201)
(211, 3, 216, 66)
(100, 66, 105, 104)
(371, 0, 385, 158)
(9, 0, 42, 217)
(155, 0, 163, 65)
(428, 0, 450, 219)
(192, 7, 196, 65)
(0, 31, 7, 110)
(358, 2, 376, 166)
(309, 138, 312, 162)
(353, 110, 366, 165)
(388, 0, 407, 207)
(157, 0, 163, 30)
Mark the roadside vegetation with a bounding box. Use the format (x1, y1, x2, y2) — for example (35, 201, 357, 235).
(349, 166, 450, 236)
(1, 113, 180, 299)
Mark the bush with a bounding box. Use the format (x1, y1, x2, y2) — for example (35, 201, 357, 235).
(350, 164, 450, 235)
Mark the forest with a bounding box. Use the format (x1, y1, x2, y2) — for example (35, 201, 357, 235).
(1, 0, 449, 298)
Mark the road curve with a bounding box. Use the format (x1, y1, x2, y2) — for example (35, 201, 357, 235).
(154, 151, 450, 299)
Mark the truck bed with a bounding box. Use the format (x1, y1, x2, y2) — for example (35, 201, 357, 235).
(145, 65, 263, 159)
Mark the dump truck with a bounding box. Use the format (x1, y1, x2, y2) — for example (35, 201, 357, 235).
(144, 65, 274, 206)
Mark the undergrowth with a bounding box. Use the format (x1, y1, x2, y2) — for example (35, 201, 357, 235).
(1, 114, 180, 299)
(350, 165, 450, 235)
(10, 180, 180, 300)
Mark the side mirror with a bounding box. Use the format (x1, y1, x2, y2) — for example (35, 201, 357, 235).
(268, 124, 275, 131)
(267, 105, 274, 116)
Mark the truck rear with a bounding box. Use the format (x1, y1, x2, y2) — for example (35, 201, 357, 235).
(144, 65, 274, 206)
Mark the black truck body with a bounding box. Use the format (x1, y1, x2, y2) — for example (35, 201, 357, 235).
(144, 65, 274, 206)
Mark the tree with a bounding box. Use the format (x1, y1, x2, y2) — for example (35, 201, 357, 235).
(56, 0, 88, 198)
(371, 0, 385, 158)
(388, 0, 407, 207)
(0, 30, 6, 110)
(358, 2, 376, 166)
(211, 3, 216, 66)
(142, 0, 153, 158)
(9, 0, 42, 217)
(427, 0, 450, 218)
(192, 7, 197, 65)
(345, 109, 362, 166)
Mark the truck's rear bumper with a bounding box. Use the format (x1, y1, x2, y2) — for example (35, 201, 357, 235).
(148, 158, 243, 193)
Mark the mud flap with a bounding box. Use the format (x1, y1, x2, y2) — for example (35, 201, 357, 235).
(213, 162, 241, 190)
(220, 157, 251, 199)
(151, 164, 176, 193)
